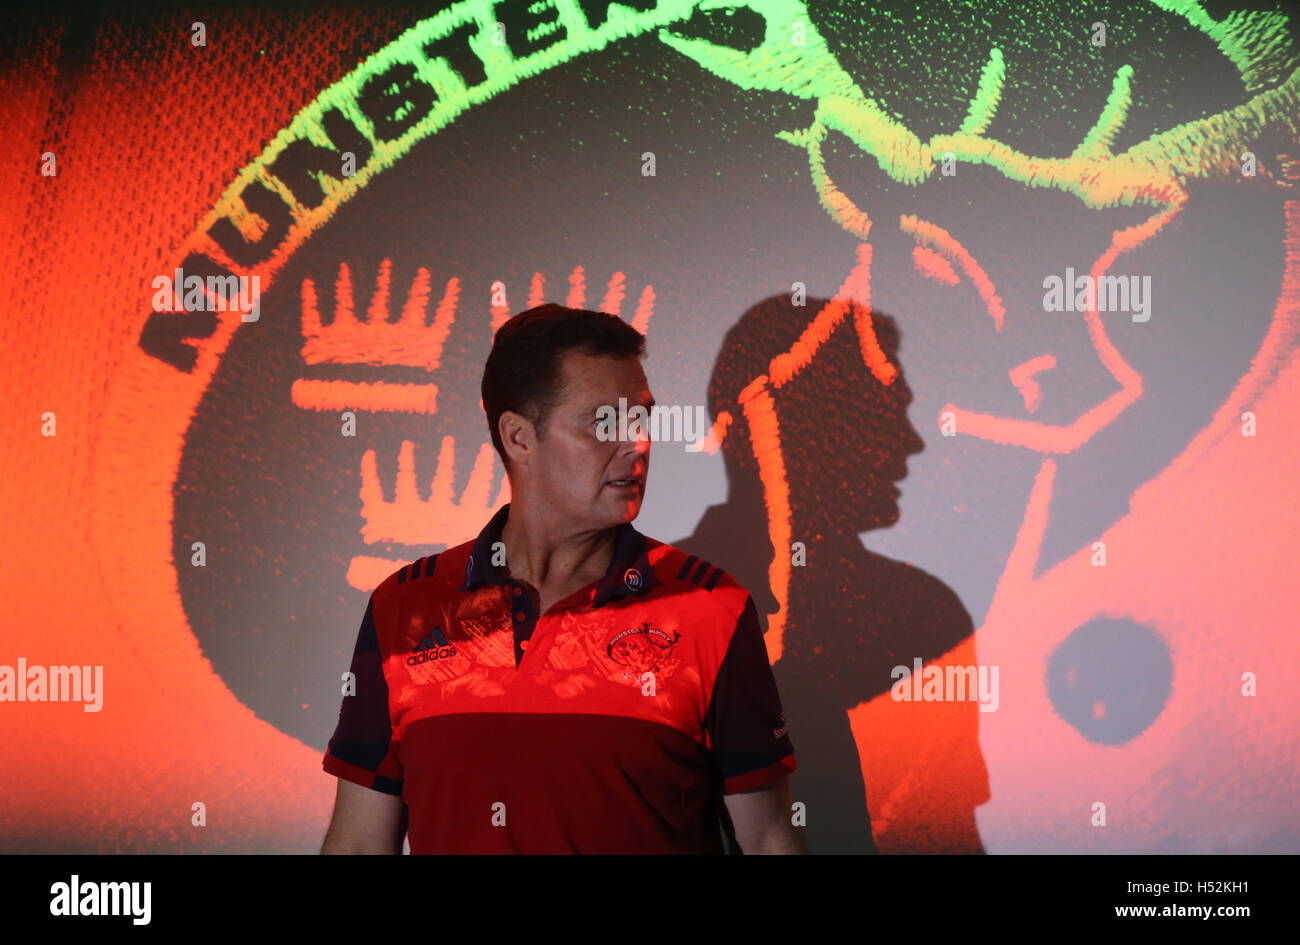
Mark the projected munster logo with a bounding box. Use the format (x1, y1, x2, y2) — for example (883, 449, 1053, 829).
(110, 0, 1300, 850)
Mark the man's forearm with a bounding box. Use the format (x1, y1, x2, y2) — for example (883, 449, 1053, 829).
(744, 822, 808, 854)
(320, 828, 403, 854)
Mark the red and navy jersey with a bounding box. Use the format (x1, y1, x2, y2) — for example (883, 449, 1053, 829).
(322, 502, 797, 853)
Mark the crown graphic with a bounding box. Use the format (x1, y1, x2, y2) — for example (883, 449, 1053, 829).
(300, 259, 457, 370)
(341, 263, 659, 589)
(360, 435, 511, 548)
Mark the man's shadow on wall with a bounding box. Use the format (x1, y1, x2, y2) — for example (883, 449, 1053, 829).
(674, 294, 990, 854)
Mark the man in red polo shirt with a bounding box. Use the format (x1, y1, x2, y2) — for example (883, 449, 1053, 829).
(320, 303, 802, 854)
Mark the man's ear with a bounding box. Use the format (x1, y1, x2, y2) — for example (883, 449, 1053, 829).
(498, 410, 534, 469)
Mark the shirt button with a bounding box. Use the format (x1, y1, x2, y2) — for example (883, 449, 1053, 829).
(513, 586, 522, 596)
(520, 640, 529, 649)
(515, 612, 525, 621)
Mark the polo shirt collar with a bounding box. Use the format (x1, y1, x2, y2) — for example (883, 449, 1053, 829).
(460, 502, 655, 605)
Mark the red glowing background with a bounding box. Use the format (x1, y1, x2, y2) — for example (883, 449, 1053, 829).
(1, 0, 1298, 853)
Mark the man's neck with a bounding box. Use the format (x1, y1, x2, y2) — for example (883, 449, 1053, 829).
(499, 496, 616, 589)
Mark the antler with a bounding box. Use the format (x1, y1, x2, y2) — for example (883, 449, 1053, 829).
(661, 0, 1300, 238)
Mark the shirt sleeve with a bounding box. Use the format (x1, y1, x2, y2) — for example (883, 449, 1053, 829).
(321, 594, 403, 795)
(704, 594, 797, 794)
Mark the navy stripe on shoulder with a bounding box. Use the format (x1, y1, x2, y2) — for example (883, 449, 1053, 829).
(671, 553, 730, 591)
(677, 554, 699, 580)
(397, 553, 441, 584)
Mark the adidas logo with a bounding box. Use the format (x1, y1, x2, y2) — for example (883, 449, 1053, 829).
(407, 626, 456, 665)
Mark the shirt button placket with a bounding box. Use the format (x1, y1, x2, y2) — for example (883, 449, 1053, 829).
(511, 582, 532, 667)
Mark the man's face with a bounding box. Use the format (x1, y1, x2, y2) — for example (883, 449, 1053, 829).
(524, 349, 652, 531)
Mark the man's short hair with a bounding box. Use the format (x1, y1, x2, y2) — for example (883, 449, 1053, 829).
(482, 303, 646, 469)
